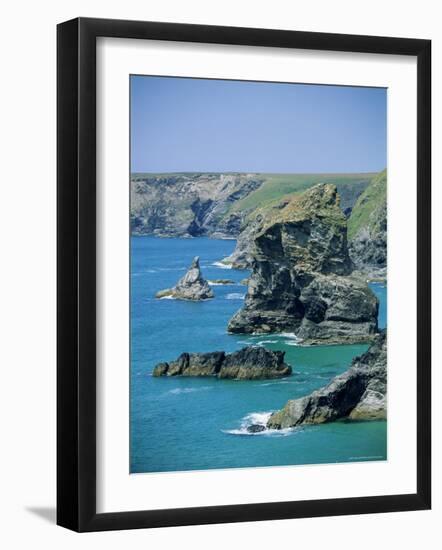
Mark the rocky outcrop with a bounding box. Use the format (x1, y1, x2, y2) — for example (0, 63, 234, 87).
(222, 178, 371, 269)
(155, 257, 214, 300)
(267, 331, 386, 429)
(227, 184, 379, 344)
(131, 173, 263, 238)
(348, 170, 387, 276)
(152, 346, 292, 380)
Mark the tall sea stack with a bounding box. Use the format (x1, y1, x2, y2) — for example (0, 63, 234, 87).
(228, 184, 379, 344)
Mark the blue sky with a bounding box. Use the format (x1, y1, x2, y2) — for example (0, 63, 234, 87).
(131, 75, 386, 174)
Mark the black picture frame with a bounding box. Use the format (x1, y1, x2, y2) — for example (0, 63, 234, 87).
(57, 17, 431, 532)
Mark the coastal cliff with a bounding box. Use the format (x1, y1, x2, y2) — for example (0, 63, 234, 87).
(153, 346, 292, 380)
(131, 172, 372, 241)
(131, 173, 262, 238)
(266, 331, 387, 429)
(348, 170, 387, 277)
(227, 184, 379, 344)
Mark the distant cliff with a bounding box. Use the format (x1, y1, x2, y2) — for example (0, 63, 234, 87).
(130, 172, 373, 239)
(130, 173, 263, 238)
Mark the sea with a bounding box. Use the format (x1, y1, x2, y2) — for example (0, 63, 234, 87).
(130, 236, 387, 473)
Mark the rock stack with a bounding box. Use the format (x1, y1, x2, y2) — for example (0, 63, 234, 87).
(227, 184, 379, 345)
(156, 256, 214, 301)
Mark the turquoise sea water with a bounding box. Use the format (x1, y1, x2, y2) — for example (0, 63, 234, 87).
(130, 236, 387, 473)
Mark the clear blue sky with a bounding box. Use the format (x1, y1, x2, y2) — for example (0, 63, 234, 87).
(131, 75, 386, 174)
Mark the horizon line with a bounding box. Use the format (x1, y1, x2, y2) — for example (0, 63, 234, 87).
(130, 169, 384, 176)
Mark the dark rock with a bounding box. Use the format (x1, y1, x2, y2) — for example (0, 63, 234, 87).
(247, 424, 266, 433)
(218, 346, 292, 380)
(152, 362, 169, 377)
(208, 279, 235, 285)
(152, 346, 292, 380)
(267, 331, 387, 429)
(155, 256, 214, 301)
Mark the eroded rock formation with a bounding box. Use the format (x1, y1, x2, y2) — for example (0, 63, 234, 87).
(155, 256, 214, 300)
(266, 330, 387, 429)
(152, 346, 292, 380)
(227, 184, 379, 344)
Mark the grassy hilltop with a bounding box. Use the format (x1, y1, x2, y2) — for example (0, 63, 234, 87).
(347, 169, 387, 241)
(227, 173, 376, 215)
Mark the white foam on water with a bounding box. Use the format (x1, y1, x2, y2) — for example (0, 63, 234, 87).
(226, 293, 245, 300)
(159, 295, 176, 300)
(208, 281, 235, 286)
(222, 411, 297, 437)
(167, 386, 212, 396)
(212, 261, 232, 269)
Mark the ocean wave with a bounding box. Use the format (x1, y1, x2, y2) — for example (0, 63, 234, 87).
(226, 293, 245, 300)
(212, 261, 232, 269)
(159, 295, 176, 300)
(166, 386, 212, 396)
(259, 378, 295, 386)
(222, 411, 295, 437)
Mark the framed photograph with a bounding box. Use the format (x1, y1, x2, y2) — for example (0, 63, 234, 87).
(57, 17, 431, 532)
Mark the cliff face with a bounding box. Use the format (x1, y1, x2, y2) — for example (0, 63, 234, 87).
(131, 173, 263, 238)
(267, 331, 386, 429)
(348, 170, 387, 272)
(131, 172, 372, 241)
(228, 184, 379, 344)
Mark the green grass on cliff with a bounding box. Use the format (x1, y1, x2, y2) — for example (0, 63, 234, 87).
(228, 173, 376, 214)
(347, 169, 387, 240)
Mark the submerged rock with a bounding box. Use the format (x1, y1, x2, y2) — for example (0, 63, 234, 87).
(227, 184, 378, 344)
(267, 331, 386, 429)
(155, 256, 214, 300)
(152, 346, 292, 380)
(208, 279, 235, 285)
(247, 424, 266, 433)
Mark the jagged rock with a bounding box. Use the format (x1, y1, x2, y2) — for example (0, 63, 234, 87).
(228, 184, 378, 344)
(152, 346, 292, 380)
(221, 178, 370, 269)
(218, 347, 291, 380)
(155, 257, 214, 301)
(267, 331, 386, 429)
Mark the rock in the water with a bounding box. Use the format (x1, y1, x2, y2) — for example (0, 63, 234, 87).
(155, 256, 214, 301)
(152, 346, 292, 380)
(228, 184, 379, 344)
(267, 331, 386, 429)
(247, 424, 266, 433)
(208, 279, 235, 285)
